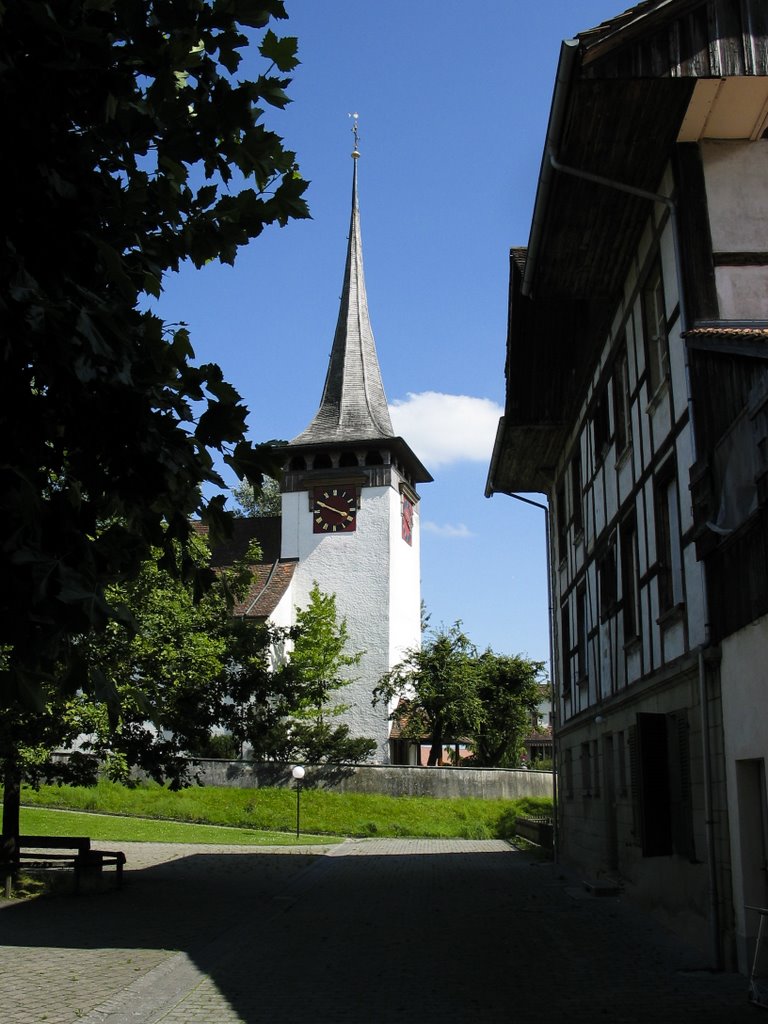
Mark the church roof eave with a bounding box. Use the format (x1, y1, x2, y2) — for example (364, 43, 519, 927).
(284, 434, 432, 485)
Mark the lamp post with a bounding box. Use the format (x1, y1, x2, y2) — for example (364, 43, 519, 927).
(291, 765, 305, 838)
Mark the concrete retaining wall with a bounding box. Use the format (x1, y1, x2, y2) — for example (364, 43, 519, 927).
(193, 761, 554, 801)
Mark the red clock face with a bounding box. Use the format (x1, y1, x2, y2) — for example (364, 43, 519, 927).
(402, 495, 414, 545)
(312, 487, 357, 533)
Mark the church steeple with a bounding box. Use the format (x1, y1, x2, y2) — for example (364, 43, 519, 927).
(290, 134, 394, 446)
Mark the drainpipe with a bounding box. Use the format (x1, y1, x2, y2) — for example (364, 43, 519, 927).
(486, 486, 558, 863)
(699, 643, 721, 968)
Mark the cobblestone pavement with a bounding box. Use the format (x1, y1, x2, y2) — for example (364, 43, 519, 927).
(0, 838, 761, 1023)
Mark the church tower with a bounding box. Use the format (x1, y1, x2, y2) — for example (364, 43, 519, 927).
(279, 131, 431, 763)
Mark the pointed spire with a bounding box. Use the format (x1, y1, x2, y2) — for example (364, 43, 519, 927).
(291, 126, 394, 446)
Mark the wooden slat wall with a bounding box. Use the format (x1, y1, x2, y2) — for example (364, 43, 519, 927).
(583, 0, 768, 79)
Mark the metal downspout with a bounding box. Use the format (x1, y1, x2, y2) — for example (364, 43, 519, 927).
(488, 488, 558, 863)
(699, 645, 721, 968)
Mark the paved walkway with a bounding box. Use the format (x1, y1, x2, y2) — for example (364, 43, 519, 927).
(0, 838, 760, 1023)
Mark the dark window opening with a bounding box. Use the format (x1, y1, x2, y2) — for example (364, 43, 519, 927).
(630, 712, 695, 859)
(339, 451, 359, 468)
(594, 390, 611, 459)
(289, 456, 306, 471)
(312, 453, 332, 470)
(560, 605, 571, 695)
(365, 450, 384, 466)
(577, 585, 588, 684)
(655, 471, 683, 613)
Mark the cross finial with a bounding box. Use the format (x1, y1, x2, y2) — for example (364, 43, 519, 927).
(349, 112, 360, 159)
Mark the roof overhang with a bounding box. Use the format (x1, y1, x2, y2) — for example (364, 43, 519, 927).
(490, 0, 768, 496)
(284, 435, 432, 485)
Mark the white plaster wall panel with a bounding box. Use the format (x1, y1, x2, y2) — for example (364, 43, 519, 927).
(715, 265, 768, 320)
(631, 400, 644, 483)
(604, 453, 618, 525)
(617, 448, 633, 506)
(574, 530, 585, 578)
(661, 617, 685, 663)
(387, 485, 421, 667)
(641, 479, 656, 574)
(593, 467, 606, 539)
(291, 485, 395, 761)
(632, 301, 646, 381)
(675, 430, 695, 533)
(626, 640, 643, 684)
(599, 621, 613, 697)
(668, 328, 690, 425)
(721, 614, 768, 965)
(683, 544, 706, 648)
(648, 579, 661, 670)
(280, 491, 302, 560)
(720, 615, 768, 761)
(614, 617, 627, 690)
(626, 307, 640, 392)
(659, 219, 679, 321)
(269, 586, 294, 632)
(702, 140, 768, 252)
(649, 389, 672, 454)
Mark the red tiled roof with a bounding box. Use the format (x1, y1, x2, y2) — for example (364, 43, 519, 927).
(192, 517, 295, 620)
(234, 560, 296, 619)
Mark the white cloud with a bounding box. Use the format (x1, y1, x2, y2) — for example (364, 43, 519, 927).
(389, 391, 502, 468)
(422, 521, 474, 539)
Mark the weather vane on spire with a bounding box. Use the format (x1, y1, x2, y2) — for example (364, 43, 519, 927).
(349, 112, 360, 159)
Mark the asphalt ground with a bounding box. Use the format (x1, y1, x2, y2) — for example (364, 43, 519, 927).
(0, 838, 760, 1023)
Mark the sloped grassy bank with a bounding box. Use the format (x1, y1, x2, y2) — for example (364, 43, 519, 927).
(16, 780, 553, 840)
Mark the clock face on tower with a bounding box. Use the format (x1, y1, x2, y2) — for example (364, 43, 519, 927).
(312, 486, 357, 533)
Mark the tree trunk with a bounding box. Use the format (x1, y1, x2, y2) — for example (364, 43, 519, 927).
(427, 723, 443, 766)
(2, 752, 21, 838)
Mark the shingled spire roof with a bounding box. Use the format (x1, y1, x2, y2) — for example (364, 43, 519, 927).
(290, 149, 395, 445)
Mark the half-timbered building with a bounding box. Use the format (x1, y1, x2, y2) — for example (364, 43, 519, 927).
(486, 0, 768, 971)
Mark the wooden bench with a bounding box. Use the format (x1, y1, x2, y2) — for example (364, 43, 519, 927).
(1, 835, 126, 895)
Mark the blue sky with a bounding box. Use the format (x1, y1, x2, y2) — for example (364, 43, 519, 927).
(155, 0, 627, 666)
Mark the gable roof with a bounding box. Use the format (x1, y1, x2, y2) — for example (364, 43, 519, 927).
(193, 516, 295, 620)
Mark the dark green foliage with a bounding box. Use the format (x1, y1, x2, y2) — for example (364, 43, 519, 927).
(374, 623, 547, 768)
(0, 0, 308, 833)
(186, 733, 242, 760)
(469, 652, 547, 768)
(0, 0, 309, 715)
(232, 476, 283, 517)
(374, 623, 482, 766)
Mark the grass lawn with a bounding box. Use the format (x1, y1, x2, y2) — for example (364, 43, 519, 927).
(19, 805, 337, 846)
(16, 779, 553, 842)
